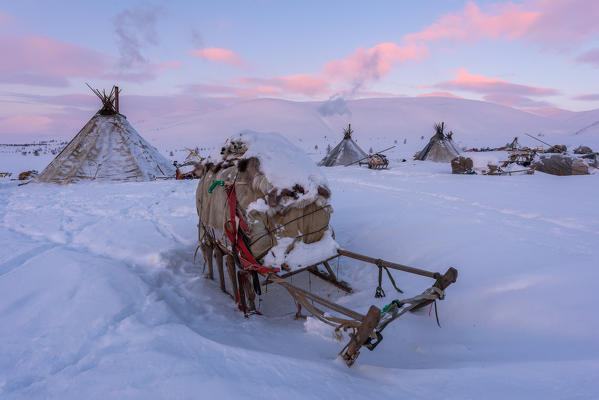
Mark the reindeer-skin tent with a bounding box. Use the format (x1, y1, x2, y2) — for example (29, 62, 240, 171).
(319, 124, 367, 167)
(37, 85, 174, 184)
(415, 122, 460, 162)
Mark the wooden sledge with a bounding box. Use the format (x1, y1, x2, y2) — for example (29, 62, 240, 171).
(195, 149, 457, 366)
(202, 241, 458, 367)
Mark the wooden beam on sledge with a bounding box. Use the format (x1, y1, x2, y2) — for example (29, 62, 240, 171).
(337, 249, 438, 279)
(274, 278, 364, 321)
(307, 266, 352, 293)
(262, 254, 340, 283)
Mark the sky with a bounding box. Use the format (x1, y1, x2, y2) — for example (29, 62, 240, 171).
(1, 0, 599, 139)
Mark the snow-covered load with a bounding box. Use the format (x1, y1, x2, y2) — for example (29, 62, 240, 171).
(195, 131, 336, 270)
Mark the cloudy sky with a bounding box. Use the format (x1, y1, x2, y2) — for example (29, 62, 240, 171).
(1, 0, 598, 138)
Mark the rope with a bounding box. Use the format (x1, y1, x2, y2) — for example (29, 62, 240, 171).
(294, 224, 330, 240)
(248, 205, 332, 246)
(374, 259, 403, 297)
(383, 265, 403, 294)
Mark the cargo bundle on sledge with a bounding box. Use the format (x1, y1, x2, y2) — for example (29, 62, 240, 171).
(195, 131, 458, 366)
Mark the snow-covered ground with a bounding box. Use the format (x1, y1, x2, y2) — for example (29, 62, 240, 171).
(1, 160, 598, 399)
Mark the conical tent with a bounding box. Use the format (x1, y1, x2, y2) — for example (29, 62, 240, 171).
(319, 124, 367, 167)
(37, 86, 175, 184)
(415, 122, 460, 162)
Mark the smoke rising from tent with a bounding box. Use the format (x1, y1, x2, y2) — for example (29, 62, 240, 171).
(317, 95, 351, 117)
(190, 28, 204, 48)
(113, 5, 163, 68)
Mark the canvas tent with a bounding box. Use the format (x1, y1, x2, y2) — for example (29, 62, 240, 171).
(415, 122, 460, 162)
(319, 124, 367, 167)
(37, 86, 175, 184)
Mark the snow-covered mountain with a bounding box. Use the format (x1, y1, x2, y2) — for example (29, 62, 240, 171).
(130, 97, 599, 158)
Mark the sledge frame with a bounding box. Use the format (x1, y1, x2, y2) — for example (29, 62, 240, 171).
(263, 254, 352, 293)
(206, 241, 458, 366)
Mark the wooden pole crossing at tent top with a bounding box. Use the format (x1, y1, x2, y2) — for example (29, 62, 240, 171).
(343, 123, 354, 139)
(85, 83, 121, 114)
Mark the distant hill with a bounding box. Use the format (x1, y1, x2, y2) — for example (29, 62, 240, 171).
(131, 96, 599, 158)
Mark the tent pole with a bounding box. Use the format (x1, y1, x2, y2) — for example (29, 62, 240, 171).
(115, 86, 119, 114)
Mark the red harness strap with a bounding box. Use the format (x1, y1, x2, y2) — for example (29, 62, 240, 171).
(224, 184, 280, 276)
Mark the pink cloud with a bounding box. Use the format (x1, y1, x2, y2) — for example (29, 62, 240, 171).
(235, 75, 330, 97)
(525, 0, 599, 44)
(0, 115, 54, 134)
(417, 91, 463, 99)
(189, 47, 243, 67)
(311, 0, 599, 94)
(575, 48, 599, 67)
(405, 2, 538, 44)
(0, 31, 183, 87)
(185, 1, 598, 101)
(275, 74, 330, 96)
(0, 35, 109, 87)
(432, 69, 558, 96)
(323, 42, 428, 88)
(0, 11, 11, 24)
(158, 60, 182, 69)
(405, 1, 599, 47)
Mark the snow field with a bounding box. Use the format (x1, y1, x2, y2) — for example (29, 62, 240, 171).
(0, 160, 598, 399)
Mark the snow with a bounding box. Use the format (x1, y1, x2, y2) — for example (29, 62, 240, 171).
(263, 229, 339, 270)
(218, 130, 328, 200)
(246, 198, 270, 214)
(1, 155, 599, 399)
(0, 153, 54, 177)
(465, 151, 511, 173)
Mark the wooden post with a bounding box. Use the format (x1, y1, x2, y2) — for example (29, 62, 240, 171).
(201, 242, 214, 280)
(225, 255, 239, 302)
(214, 247, 226, 293)
(115, 86, 119, 113)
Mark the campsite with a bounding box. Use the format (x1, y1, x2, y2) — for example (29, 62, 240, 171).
(1, 88, 599, 399)
(2, 1, 599, 399)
